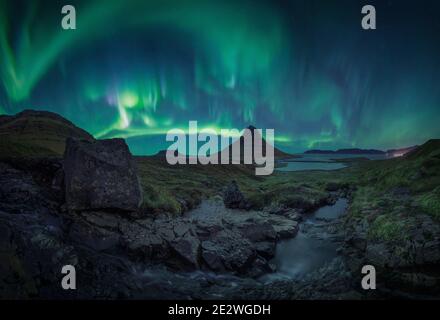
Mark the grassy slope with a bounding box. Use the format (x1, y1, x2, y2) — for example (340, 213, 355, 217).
(136, 156, 263, 214)
(135, 155, 358, 215)
(0, 110, 93, 158)
(347, 139, 440, 241)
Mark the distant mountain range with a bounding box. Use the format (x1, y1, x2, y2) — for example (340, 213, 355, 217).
(305, 146, 418, 156)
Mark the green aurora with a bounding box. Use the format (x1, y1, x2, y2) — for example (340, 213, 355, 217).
(1, 0, 439, 154)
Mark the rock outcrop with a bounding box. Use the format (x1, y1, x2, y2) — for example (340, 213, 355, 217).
(342, 213, 440, 296)
(63, 138, 143, 212)
(223, 180, 248, 209)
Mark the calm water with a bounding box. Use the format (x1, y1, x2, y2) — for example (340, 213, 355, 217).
(276, 153, 387, 172)
(261, 198, 348, 281)
(277, 161, 347, 171)
(291, 153, 387, 162)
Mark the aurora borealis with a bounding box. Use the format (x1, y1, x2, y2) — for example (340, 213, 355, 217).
(1, 0, 439, 155)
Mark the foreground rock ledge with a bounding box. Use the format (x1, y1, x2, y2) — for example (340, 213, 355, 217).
(64, 138, 143, 212)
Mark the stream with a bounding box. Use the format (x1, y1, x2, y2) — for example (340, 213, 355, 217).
(132, 198, 350, 298)
(261, 198, 348, 282)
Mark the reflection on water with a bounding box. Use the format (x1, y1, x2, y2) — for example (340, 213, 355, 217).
(261, 199, 348, 281)
(311, 198, 348, 221)
(277, 161, 346, 171)
(267, 232, 338, 279)
(291, 153, 387, 162)
(276, 153, 387, 172)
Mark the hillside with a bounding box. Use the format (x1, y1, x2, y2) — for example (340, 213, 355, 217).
(358, 140, 440, 193)
(0, 110, 94, 158)
(346, 139, 440, 245)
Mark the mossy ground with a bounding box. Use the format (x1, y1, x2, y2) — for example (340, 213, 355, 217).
(135, 155, 356, 215)
(136, 156, 262, 214)
(417, 186, 440, 220)
(368, 214, 411, 242)
(346, 140, 440, 242)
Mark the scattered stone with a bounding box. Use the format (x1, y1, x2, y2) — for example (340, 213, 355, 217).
(169, 234, 201, 269)
(271, 219, 299, 239)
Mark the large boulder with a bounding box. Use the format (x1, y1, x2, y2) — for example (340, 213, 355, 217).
(63, 138, 143, 212)
(223, 180, 248, 209)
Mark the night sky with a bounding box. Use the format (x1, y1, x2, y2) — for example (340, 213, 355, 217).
(1, 0, 439, 154)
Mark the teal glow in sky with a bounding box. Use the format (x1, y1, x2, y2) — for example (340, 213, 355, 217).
(1, 0, 439, 154)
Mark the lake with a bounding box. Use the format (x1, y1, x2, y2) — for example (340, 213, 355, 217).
(276, 153, 388, 172)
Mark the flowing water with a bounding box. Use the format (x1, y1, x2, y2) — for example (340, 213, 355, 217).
(261, 198, 348, 282)
(133, 198, 349, 297)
